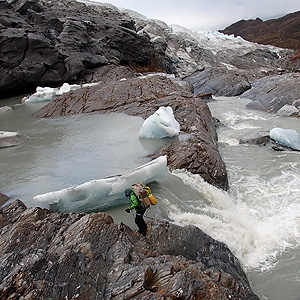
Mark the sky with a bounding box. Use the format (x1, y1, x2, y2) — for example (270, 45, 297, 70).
(91, 0, 300, 31)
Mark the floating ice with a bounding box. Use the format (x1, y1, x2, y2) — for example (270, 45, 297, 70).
(23, 82, 100, 103)
(139, 106, 180, 139)
(33, 155, 167, 213)
(0, 106, 12, 113)
(270, 128, 300, 151)
(0, 131, 29, 148)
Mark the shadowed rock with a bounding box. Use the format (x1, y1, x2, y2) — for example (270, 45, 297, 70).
(0, 0, 170, 96)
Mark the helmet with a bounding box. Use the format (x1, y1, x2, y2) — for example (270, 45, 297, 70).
(124, 188, 132, 197)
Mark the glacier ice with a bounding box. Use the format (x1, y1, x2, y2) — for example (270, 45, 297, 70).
(270, 128, 300, 151)
(139, 106, 180, 139)
(33, 155, 167, 213)
(0, 131, 30, 148)
(22, 82, 100, 103)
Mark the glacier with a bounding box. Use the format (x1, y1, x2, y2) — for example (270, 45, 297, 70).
(139, 106, 180, 139)
(33, 155, 167, 213)
(270, 128, 300, 151)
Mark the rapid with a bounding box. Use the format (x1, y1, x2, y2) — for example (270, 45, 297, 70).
(1, 95, 299, 300)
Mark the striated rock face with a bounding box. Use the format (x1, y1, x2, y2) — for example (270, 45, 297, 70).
(242, 73, 300, 113)
(0, 0, 171, 96)
(33, 71, 228, 190)
(0, 200, 259, 300)
(220, 11, 300, 50)
(184, 67, 251, 97)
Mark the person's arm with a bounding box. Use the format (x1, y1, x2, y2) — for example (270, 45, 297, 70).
(128, 194, 139, 210)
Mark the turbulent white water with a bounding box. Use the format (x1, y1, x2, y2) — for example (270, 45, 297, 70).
(1, 95, 299, 300)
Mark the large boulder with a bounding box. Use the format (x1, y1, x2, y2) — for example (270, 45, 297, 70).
(0, 0, 170, 96)
(33, 71, 228, 190)
(0, 200, 259, 300)
(184, 67, 251, 96)
(241, 73, 300, 113)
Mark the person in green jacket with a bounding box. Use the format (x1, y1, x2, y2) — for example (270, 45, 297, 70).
(124, 188, 147, 236)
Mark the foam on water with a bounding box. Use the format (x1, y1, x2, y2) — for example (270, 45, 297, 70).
(168, 168, 300, 271)
(166, 96, 300, 275)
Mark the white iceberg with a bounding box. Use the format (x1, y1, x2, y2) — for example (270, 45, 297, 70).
(0, 131, 29, 148)
(23, 82, 90, 103)
(33, 155, 167, 213)
(139, 106, 180, 139)
(270, 128, 300, 151)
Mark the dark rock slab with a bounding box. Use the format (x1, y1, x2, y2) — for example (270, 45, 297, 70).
(0, 200, 260, 300)
(239, 131, 271, 145)
(184, 67, 251, 97)
(241, 73, 300, 113)
(0, 0, 170, 96)
(33, 73, 228, 190)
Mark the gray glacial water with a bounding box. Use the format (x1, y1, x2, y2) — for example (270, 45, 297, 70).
(0, 95, 299, 300)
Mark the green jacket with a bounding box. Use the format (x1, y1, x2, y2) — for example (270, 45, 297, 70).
(128, 191, 142, 211)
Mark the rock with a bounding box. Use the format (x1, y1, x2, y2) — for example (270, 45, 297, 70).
(239, 131, 271, 145)
(0, 0, 170, 96)
(0, 131, 30, 148)
(292, 99, 300, 109)
(277, 105, 300, 117)
(242, 73, 300, 113)
(0, 200, 260, 300)
(0, 192, 10, 206)
(184, 67, 251, 96)
(33, 72, 228, 190)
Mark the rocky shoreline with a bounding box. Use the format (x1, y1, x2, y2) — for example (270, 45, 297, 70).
(0, 199, 259, 299)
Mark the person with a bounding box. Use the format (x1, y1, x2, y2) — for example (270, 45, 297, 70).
(124, 188, 147, 236)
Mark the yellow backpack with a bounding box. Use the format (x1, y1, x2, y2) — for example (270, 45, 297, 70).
(132, 182, 157, 208)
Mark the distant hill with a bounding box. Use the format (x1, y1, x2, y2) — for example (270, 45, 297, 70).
(220, 11, 300, 50)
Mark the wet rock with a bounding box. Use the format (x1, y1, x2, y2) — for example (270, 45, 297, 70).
(277, 105, 300, 117)
(184, 67, 251, 96)
(33, 73, 228, 190)
(0, 192, 10, 206)
(242, 73, 300, 113)
(0, 200, 260, 300)
(239, 131, 271, 145)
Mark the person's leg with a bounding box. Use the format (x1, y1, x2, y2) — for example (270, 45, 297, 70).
(135, 209, 147, 236)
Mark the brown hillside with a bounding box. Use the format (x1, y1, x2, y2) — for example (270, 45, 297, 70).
(220, 11, 300, 50)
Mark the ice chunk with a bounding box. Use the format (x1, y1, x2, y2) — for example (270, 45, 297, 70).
(24, 86, 58, 103)
(33, 156, 167, 213)
(139, 106, 180, 139)
(270, 128, 300, 151)
(23, 83, 87, 103)
(0, 106, 12, 112)
(0, 131, 29, 148)
(57, 83, 71, 95)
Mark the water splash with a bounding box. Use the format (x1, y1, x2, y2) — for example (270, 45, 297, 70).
(168, 169, 300, 271)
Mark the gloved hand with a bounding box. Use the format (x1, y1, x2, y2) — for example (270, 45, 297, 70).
(125, 208, 130, 213)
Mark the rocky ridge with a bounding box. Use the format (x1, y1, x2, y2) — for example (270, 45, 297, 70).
(0, 199, 260, 300)
(220, 11, 300, 50)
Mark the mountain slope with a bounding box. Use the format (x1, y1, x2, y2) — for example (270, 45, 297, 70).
(220, 11, 300, 50)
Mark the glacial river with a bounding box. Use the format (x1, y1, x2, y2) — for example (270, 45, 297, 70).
(1, 95, 299, 300)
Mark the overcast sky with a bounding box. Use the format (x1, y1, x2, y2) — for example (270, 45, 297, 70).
(94, 0, 300, 30)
